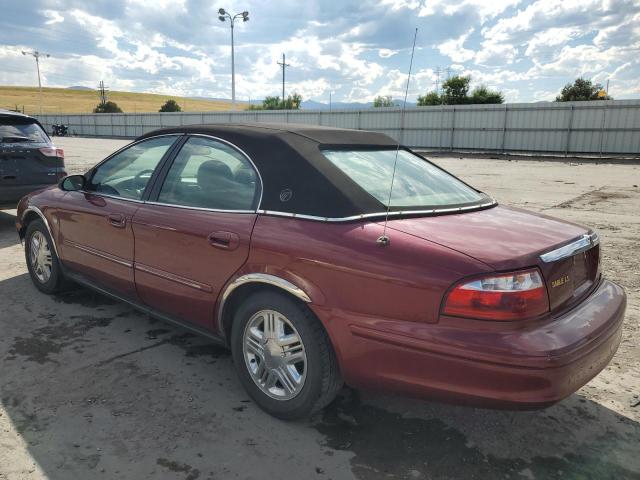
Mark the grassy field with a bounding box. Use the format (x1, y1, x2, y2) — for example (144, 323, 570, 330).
(0, 86, 245, 114)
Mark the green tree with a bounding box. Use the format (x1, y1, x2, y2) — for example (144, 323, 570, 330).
(555, 78, 611, 101)
(470, 85, 504, 104)
(417, 91, 441, 106)
(373, 95, 395, 107)
(418, 76, 504, 105)
(262, 96, 282, 109)
(284, 92, 302, 109)
(159, 99, 182, 112)
(93, 101, 123, 113)
(442, 75, 471, 105)
(252, 93, 303, 110)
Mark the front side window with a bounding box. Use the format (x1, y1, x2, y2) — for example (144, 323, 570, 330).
(88, 136, 177, 200)
(157, 137, 258, 211)
(322, 149, 484, 209)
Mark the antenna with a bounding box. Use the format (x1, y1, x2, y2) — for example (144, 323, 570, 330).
(377, 27, 418, 247)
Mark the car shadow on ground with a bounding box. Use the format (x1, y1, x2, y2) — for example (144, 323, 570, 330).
(0, 272, 639, 478)
(0, 209, 19, 249)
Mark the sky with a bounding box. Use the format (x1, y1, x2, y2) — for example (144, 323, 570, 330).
(1, 0, 639, 104)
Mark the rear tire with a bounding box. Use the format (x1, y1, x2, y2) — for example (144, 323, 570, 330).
(25, 219, 66, 294)
(231, 290, 343, 420)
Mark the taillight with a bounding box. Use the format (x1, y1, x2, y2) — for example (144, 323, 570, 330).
(39, 147, 64, 159)
(442, 268, 549, 321)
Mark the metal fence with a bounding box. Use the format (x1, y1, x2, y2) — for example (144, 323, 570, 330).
(36, 99, 640, 155)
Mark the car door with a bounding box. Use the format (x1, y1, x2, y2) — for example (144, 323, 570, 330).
(131, 135, 261, 332)
(57, 135, 180, 299)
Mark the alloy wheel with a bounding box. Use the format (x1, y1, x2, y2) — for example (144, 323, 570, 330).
(242, 309, 307, 400)
(29, 231, 52, 283)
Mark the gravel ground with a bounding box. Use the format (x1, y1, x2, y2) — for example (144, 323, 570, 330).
(0, 137, 638, 480)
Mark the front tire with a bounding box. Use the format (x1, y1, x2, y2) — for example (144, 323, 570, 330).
(231, 290, 343, 420)
(25, 219, 66, 294)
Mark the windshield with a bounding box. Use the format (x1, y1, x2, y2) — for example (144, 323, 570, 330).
(0, 118, 49, 143)
(322, 149, 485, 209)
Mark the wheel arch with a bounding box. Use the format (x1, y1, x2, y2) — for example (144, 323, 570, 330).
(20, 207, 60, 258)
(217, 274, 312, 343)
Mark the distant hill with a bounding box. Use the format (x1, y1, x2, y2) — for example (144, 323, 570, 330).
(301, 99, 417, 110)
(0, 86, 244, 115)
(0, 86, 420, 115)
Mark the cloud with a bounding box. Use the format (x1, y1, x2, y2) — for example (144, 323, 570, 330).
(475, 39, 518, 65)
(42, 10, 64, 25)
(378, 48, 399, 58)
(419, 0, 523, 22)
(0, 0, 638, 105)
(438, 30, 476, 63)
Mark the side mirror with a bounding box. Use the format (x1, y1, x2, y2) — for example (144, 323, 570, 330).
(59, 174, 86, 192)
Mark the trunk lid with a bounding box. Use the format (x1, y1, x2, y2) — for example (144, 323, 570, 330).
(383, 205, 601, 313)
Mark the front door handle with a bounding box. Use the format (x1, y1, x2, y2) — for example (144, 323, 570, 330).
(108, 214, 126, 228)
(208, 231, 240, 250)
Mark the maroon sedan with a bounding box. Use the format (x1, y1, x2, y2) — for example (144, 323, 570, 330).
(16, 124, 626, 419)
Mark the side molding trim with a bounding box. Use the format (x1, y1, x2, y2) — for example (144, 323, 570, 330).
(217, 273, 312, 340)
(22, 206, 60, 258)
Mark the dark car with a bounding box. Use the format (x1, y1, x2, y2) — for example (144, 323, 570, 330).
(15, 124, 626, 419)
(0, 109, 66, 205)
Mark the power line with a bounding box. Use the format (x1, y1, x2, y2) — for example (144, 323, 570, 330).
(277, 53, 291, 108)
(442, 66, 453, 105)
(97, 80, 109, 105)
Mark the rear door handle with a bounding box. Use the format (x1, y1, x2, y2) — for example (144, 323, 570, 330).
(108, 214, 126, 228)
(208, 231, 240, 250)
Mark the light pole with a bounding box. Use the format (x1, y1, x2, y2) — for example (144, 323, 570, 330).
(22, 50, 50, 115)
(218, 8, 249, 109)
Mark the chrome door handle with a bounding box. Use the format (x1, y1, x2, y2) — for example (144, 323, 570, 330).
(208, 231, 240, 250)
(108, 214, 126, 228)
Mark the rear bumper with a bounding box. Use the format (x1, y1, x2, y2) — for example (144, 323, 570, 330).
(316, 279, 626, 408)
(0, 183, 58, 204)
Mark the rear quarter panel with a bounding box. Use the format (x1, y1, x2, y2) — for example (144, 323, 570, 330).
(235, 215, 492, 369)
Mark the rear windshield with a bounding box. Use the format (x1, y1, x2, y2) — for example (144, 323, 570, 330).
(322, 149, 485, 209)
(0, 118, 48, 143)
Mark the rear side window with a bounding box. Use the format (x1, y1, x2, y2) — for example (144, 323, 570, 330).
(0, 119, 48, 143)
(88, 136, 177, 200)
(157, 136, 258, 211)
(322, 149, 484, 209)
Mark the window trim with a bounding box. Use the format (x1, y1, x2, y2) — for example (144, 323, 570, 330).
(80, 134, 183, 203)
(146, 133, 264, 214)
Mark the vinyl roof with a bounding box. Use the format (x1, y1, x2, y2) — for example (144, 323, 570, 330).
(139, 122, 398, 146)
(137, 123, 489, 219)
(139, 123, 400, 218)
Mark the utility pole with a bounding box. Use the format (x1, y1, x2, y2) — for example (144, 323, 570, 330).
(442, 66, 452, 105)
(277, 53, 290, 108)
(22, 50, 50, 115)
(434, 66, 441, 94)
(98, 80, 108, 105)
